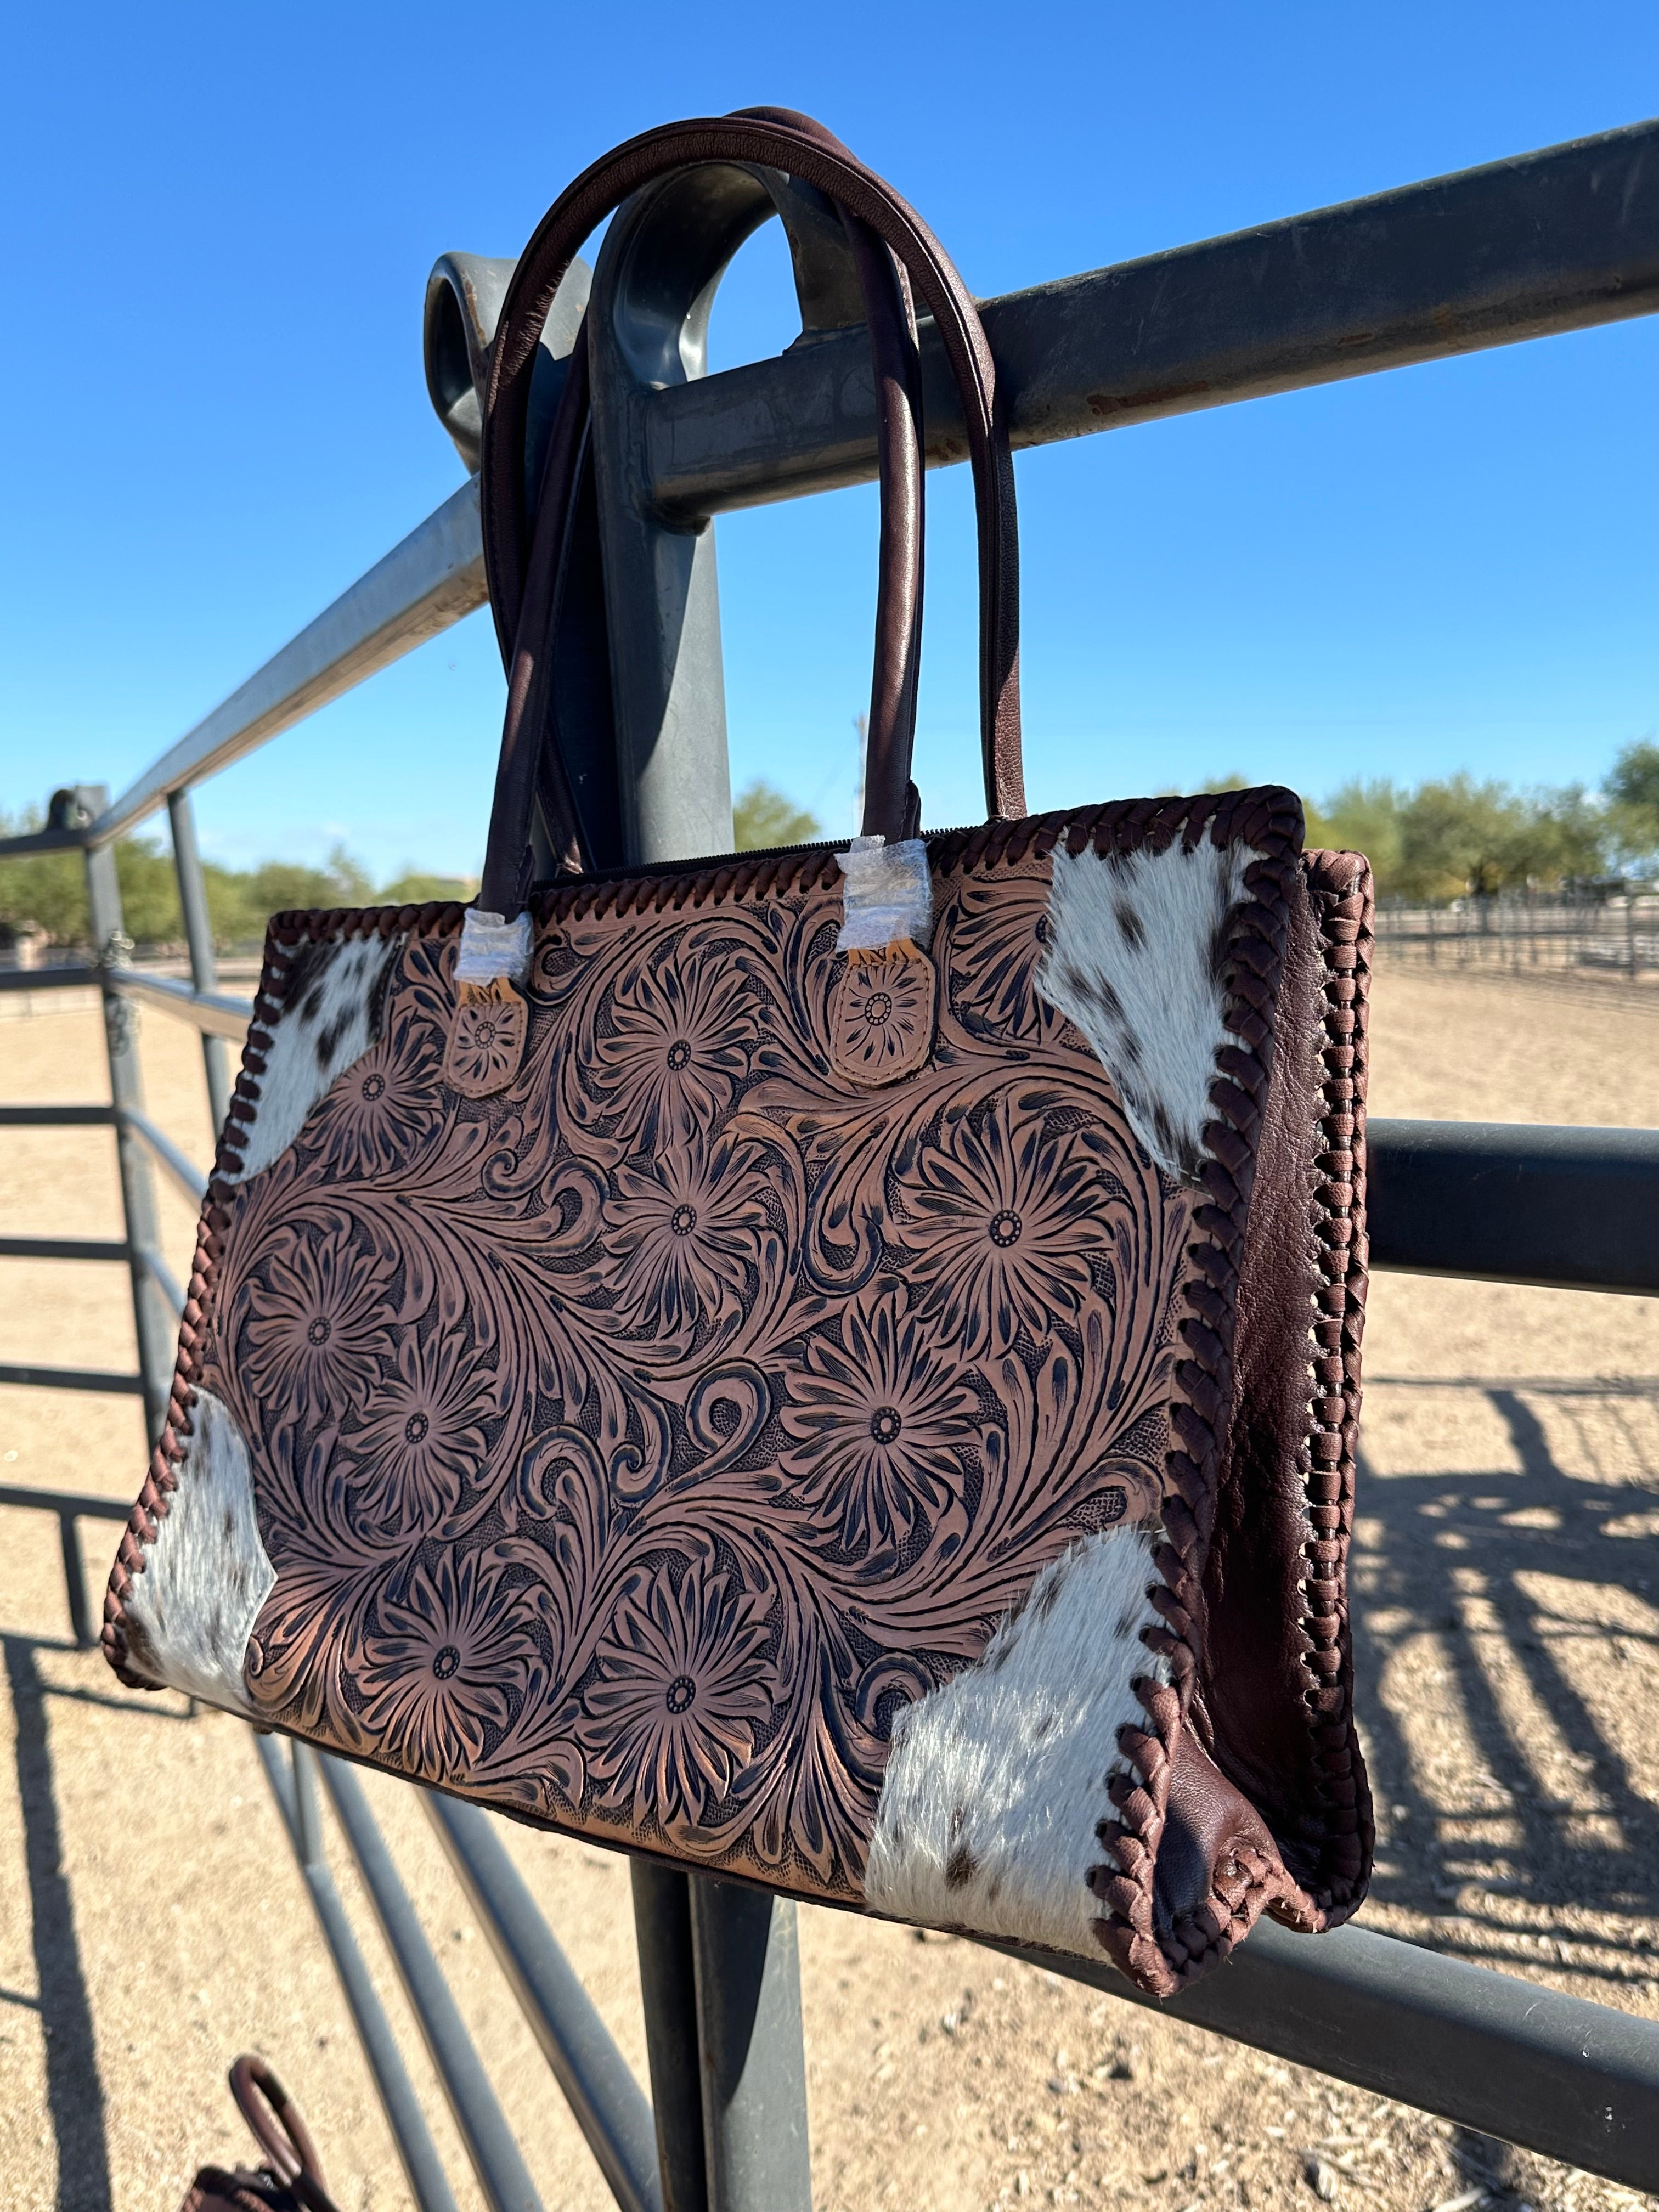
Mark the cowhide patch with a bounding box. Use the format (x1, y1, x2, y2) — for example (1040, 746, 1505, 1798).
(1036, 839, 1254, 1181)
(230, 933, 402, 1182)
(120, 1389, 275, 1716)
(863, 1523, 1168, 1958)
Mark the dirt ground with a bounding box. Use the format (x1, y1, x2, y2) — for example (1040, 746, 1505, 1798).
(1, 962, 1656, 2212)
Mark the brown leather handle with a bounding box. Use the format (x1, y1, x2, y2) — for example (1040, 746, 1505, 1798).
(478, 111, 1022, 911)
(736, 108, 926, 844)
(481, 110, 928, 904)
(228, 2056, 337, 2212)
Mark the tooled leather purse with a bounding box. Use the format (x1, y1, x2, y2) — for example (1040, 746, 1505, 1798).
(105, 111, 1374, 1996)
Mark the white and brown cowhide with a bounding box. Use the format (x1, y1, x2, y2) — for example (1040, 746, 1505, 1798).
(863, 1523, 1167, 1953)
(228, 933, 403, 1183)
(1037, 838, 1254, 1182)
(120, 1390, 274, 1715)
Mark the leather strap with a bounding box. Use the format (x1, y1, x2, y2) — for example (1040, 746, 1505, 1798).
(227, 2058, 336, 2212)
(735, 109, 926, 843)
(478, 112, 1023, 911)
(482, 109, 927, 904)
(486, 324, 595, 901)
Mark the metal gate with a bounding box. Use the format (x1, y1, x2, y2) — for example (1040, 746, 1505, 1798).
(4, 113, 1659, 2212)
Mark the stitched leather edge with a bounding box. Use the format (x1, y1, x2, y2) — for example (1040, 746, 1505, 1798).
(1078, 790, 1301, 1991)
(100, 901, 465, 1684)
(1282, 848, 1375, 1913)
(1087, 843, 1374, 1993)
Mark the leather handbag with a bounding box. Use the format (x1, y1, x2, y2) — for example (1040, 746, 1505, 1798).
(105, 111, 1374, 1997)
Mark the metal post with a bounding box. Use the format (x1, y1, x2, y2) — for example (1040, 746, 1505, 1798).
(689, 1882, 813, 2212)
(629, 1865, 710, 2212)
(580, 163, 852, 2212)
(80, 786, 174, 1441)
(314, 1751, 546, 2212)
(255, 1738, 462, 2212)
(584, 160, 872, 868)
(167, 788, 232, 1135)
(424, 1793, 663, 2212)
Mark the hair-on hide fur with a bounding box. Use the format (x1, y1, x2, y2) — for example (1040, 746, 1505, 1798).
(1037, 838, 1255, 1181)
(229, 932, 402, 1181)
(120, 1390, 274, 1715)
(863, 1524, 1167, 1958)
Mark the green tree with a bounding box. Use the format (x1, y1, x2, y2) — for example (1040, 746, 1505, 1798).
(1606, 739, 1659, 872)
(0, 813, 185, 945)
(1304, 782, 1405, 887)
(210, 843, 380, 945)
(380, 871, 479, 905)
(115, 838, 183, 943)
(1305, 775, 1611, 899)
(0, 810, 88, 940)
(732, 780, 820, 851)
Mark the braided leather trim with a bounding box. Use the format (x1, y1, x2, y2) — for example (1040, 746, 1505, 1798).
(1088, 843, 1373, 1993)
(1081, 791, 1302, 1991)
(101, 902, 465, 1683)
(1283, 849, 1375, 1911)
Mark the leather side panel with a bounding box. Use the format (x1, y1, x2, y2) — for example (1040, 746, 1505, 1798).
(1199, 853, 1372, 1920)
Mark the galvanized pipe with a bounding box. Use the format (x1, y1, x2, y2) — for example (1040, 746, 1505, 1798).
(109, 968, 253, 1040)
(628, 1864, 709, 2212)
(1003, 1911, 1659, 2195)
(644, 116, 1659, 518)
(82, 788, 176, 1440)
(133, 1243, 185, 1317)
(1369, 1118, 1659, 1293)
(423, 1793, 663, 2212)
(255, 1737, 463, 2212)
(90, 478, 484, 847)
(687, 1882, 812, 2212)
(167, 789, 233, 1132)
(315, 1752, 546, 2212)
(117, 1108, 208, 1205)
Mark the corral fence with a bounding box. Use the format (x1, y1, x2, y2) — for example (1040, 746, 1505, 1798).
(1374, 894, 1659, 978)
(5, 114, 1659, 2212)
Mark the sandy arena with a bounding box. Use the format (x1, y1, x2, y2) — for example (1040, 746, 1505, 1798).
(2, 962, 1656, 2212)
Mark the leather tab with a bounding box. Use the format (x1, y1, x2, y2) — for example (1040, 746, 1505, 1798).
(444, 975, 529, 1097)
(828, 941, 935, 1086)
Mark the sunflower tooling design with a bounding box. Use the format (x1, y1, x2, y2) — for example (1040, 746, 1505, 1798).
(205, 851, 1191, 1891)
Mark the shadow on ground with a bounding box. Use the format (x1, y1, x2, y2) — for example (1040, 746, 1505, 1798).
(1355, 1373, 1659, 1990)
(5, 1632, 114, 2212)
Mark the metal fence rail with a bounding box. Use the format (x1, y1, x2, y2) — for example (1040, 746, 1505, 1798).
(1375, 895, 1659, 977)
(3, 110, 1658, 2212)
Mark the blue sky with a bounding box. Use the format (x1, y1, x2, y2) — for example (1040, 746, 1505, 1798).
(3, 2, 1655, 879)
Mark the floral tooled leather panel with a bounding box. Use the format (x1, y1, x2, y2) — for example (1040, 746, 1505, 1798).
(211, 855, 1197, 1894)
